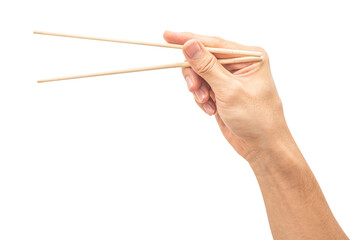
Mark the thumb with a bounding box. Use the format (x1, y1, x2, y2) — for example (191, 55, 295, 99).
(183, 39, 234, 92)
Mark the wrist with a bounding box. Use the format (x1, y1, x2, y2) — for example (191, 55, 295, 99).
(246, 127, 306, 178)
(247, 134, 317, 194)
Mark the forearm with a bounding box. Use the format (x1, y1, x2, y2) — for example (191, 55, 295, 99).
(248, 128, 348, 240)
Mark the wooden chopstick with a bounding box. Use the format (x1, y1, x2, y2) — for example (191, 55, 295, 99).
(33, 31, 262, 57)
(37, 56, 263, 83)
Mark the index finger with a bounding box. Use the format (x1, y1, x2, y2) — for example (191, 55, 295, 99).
(163, 31, 254, 59)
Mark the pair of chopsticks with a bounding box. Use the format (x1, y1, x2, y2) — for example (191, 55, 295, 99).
(34, 31, 263, 83)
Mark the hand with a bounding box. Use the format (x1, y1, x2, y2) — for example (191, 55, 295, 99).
(164, 32, 349, 239)
(163, 31, 289, 160)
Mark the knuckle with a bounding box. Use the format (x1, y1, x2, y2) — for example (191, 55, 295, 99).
(184, 32, 195, 38)
(181, 66, 190, 77)
(193, 94, 203, 104)
(212, 36, 224, 46)
(196, 56, 217, 75)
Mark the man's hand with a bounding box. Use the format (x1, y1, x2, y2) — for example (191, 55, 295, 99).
(164, 31, 349, 240)
(164, 31, 287, 160)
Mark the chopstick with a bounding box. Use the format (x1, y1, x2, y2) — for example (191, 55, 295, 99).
(37, 56, 263, 83)
(33, 31, 262, 57)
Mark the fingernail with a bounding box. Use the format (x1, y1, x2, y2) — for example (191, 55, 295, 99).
(185, 76, 193, 90)
(195, 89, 205, 101)
(184, 40, 202, 59)
(203, 103, 214, 115)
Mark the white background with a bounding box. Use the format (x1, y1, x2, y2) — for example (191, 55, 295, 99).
(0, 0, 360, 239)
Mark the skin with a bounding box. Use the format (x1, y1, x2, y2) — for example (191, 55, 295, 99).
(163, 31, 349, 240)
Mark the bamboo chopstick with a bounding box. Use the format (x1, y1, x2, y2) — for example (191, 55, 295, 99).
(33, 31, 262, 57)
(37, 56, 263, 83)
